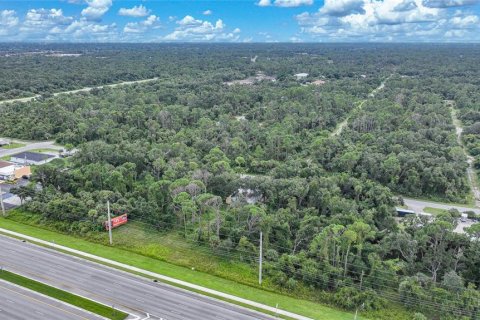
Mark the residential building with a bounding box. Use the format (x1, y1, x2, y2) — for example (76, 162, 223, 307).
(0, 139, 10, 147)
(0, 161, 15, 180)
(10, 152, 55, 165)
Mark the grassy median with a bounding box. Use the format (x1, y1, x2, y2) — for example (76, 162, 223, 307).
(0, 270, 127, 320)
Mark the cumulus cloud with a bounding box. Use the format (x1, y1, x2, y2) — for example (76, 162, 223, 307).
(163, 15, 240, 41)
(59, 19, 117, 41)
(423, 0, 479, 7)
(320, 0, 365, 15)
(257, 0, 272, 6)
(296, 0, 480, 41)
(0, 10, 19, 28)
(0, 10, 19, 36)
(119, 5, 150, 18)
(124, 15, 160, 33)
(257, 0, 313, 7)
(21, 8, 73, 33)
(81, 0, 112, 20)
(450, 14, 479, 27)
(177, 15, 203, 26)
(203, 10, 213, 15)
(0, 6, 120, 41)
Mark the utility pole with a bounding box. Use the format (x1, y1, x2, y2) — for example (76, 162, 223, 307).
(359, 270, 364, 291)
(354, 303, 364, 320)
(258, 231, 263, 285)
(107, 200, 112, 245)
(0, 184, 5, 217)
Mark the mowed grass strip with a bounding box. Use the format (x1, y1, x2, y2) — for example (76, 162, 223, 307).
(422, 207, 450, 215)
(0, 143, 26, 149)
(0, 270, 128, 320)
(0, 215, 360, 320)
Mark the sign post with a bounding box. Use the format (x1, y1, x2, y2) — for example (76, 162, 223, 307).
(259, 231, 263, 285)
(0, 186, 5, 217)
(107, 200, 113, 245)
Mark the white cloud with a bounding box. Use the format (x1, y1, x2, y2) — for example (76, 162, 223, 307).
(233, 27, 241, 33)
(119, 5, 150, 18)
(21, 8, 73, 32)
(257, 0, 314, 6)
(274, 0, 314, 7)
(257, 0, 272, 6)
(296, 0, 479, 41)
(81, 0, 112, 20)
(0, 10, 18, 36)
(0, 10, 18, 28)
(423, 0, 479, 7)
(203, 10, 213, 15)
(445, 29, 466, 36)
(320, 0, 365, 16)
(450, 14, 479, 27)
(64, 19, 117, 40)
(177, 15, 203, 26)
(123, 15, 160, 33)
(164, 15, 240, 41)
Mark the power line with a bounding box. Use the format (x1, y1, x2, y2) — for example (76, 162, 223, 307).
(124, 218, 478, 310)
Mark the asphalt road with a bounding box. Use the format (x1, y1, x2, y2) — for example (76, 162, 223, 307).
(0, 235, 275, 320)
(0, 280, 104, 320)
(0, 78, 159, 105)
(0, 140, 62, 158)
(403, 197, 480, 214)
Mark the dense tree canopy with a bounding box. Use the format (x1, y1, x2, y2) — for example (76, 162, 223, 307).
(1, 44, 480, 319)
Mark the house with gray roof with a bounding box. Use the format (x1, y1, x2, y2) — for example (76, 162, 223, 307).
(10, 152, 55, 165)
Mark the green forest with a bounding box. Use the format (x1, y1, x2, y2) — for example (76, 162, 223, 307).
(1, 44, 480, 320)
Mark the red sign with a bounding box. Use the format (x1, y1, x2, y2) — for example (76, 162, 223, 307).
(105, 214, 128, 230)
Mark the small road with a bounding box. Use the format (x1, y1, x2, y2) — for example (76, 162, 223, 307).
(0, 140, 62, 158)
(0, 280, 104, 320)
(332, 74, 392, 137)
(449, 102, 480, 206)
(0, 235, 276, 320)
(0, 78, 159, 105)
(402, 197, 480, 214)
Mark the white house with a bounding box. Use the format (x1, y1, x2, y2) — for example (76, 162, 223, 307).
(0, 161, 16, 180)
(0, 139, 10, 147)
(294, 73, 309, 80)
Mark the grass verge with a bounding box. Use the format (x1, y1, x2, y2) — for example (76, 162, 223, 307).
(0, 214, 364, 320)
(0, 269, 127, 320)
(28, 148, 61, 154)
(1, 143, 26, 149)
(423, 207, 450, 215)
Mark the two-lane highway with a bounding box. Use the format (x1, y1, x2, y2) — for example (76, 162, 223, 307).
(0, 140, 62, 158)
(0, 235, 275, 320)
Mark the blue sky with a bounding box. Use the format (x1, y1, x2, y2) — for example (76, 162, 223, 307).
(0, 0, 479, 42)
